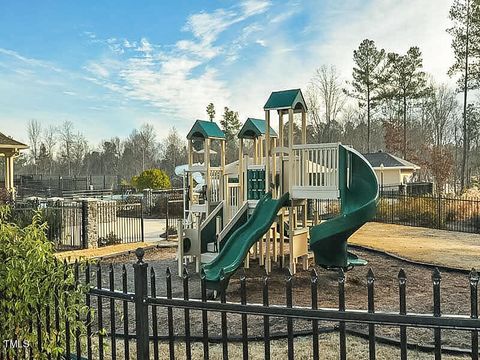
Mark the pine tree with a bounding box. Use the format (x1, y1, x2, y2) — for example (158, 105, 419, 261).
(206, 103, 215, 121)
(220, 107, 241, 163)
(346, 39, 386, 152)
(447, 0, 480, 190)
(386, 47, 430, 160)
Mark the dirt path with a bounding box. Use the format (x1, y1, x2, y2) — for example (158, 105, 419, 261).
(55, 240, 176, 262)
(349, 222, 480, 271)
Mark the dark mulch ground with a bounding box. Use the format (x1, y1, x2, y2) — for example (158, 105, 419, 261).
(85, 246, 476, 350)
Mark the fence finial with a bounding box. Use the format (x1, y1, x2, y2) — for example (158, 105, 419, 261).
(135, 247, 145, 264)
(470, 268, 479, 284)
(398, 268, 407, 285)
(338, 267, 345, 284)
(310, 268, 318, 284)
(432, 267, 442, 284)
(367, 268, 375, 284)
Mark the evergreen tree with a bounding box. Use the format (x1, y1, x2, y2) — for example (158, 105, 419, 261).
(220, 107, 241, 163)
(206, 103, 215, 121)
(447, 0, 480, 190)
(386, 47, 430, 159)
(346, 39, 386, 152)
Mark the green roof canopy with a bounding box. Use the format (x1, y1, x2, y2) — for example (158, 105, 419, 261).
(238, 118, 278, 139)
(187, 120, 225, 140)
(264, 88, 307, 112)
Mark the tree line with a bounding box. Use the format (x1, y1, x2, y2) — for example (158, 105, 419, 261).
(13, 0, 480, 194)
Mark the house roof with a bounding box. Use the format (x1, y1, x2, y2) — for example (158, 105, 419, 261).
(362, 151, 420, 170)
(0, 132, 28, 150)
(186, 120, 225, 140)
(264, 89, 307, 112)
(238, 118, 278, 139)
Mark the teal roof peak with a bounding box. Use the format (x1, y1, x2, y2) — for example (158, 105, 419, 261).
(186, 120, 225, 140)
(264, 88, 307, 112)
(238, 118, 278, 139)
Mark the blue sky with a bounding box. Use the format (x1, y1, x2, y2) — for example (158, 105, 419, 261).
(0, 0, 453, 146)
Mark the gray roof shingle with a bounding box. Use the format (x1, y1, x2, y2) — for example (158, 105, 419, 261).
(362, 151, 419, 169)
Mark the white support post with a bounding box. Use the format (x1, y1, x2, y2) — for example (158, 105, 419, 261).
(205, 138, 211, 214)
(272, 223, 278, 262)
(265, 110, 270, 193)
(279, 211, 285, 267)
(215, 215, 222, 252)
(221, 140, 226, 202)
(259, 236, 264, 266)
(4, 156, 10, 190)
(301, 111, 308, 226)
(288, 108, 294, 194)
(188, 140, 193, 207)
(289, 208, 296, 274)
(266, 227, 271, 274)
(239, 138, 244, 203)
(272, 137, 277, 198)
(244, 155, 249, 201)
(177, 219, 184, 277)
(279, 112, 284, 195)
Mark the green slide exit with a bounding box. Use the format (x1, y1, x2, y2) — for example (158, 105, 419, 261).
(203, 192, 289, 289)
(309, 145, 379, 268)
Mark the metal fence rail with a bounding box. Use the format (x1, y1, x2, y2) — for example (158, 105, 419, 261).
(10, 201, 85, 250)
(9, 200, 144, 250)
(96, 201, 144, 245)
(376, 193, 480, 234)
(5, 248, 479, 360)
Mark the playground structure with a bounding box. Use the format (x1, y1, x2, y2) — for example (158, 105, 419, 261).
(177, 89, 379, 289)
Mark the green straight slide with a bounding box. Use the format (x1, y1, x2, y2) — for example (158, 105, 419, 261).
(203, 192, 289, 290)
(309, 145, 379, 269)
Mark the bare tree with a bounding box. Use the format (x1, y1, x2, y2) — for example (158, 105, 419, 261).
(70, 133, 89, 176)
(305, 85, 323, 143)
(27, 119, 42, 174)
(429, 84, 458, 146)
(310, 65, 346, 142)
(43, 125, 57, 174)
(58, 121, 74, 176)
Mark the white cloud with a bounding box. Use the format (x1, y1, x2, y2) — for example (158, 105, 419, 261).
(85, 62, 110, 78)
(0, 48, 63, 73)
(81, 0, 276, 126)
(225, 0, 455, 127)
(241, 0, 272, 17)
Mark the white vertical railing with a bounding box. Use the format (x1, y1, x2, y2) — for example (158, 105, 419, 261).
(226, 182, 240, 221)
(209, 168, 223, 203)
(291, 143, 340, 199)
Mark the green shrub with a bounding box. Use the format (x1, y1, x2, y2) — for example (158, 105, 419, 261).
(0, 188, 11, 205)
(131, 168, 171, 190)
(98, 232, 123, 247)
(397, 197, 441, 227)
(0, 206, 89, 359)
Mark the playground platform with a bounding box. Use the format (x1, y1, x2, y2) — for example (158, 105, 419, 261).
(350, 222, 480, 271)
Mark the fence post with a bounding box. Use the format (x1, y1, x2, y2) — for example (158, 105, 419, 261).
(81, 200, 88, 249)
(437, 195, 442, 230)
(166, 196, 169, 240)
(133, 248, 150, 360)
(140, 202, 145, 243)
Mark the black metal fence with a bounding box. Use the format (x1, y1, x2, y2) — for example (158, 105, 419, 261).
(10, 174, 121, 199)
(9, 201, 84, 251)
(143, 188, 183, 218)
(307, 194, 480, 235)
(9, 200, 144, 250)
(6, 248, 479, 360)
(376, 193, 480, 234)
(96, 201, 144, 245)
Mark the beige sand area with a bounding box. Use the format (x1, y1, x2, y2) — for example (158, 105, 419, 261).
(349, 222, 480, 271)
